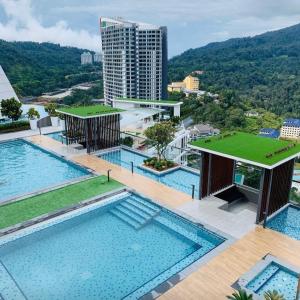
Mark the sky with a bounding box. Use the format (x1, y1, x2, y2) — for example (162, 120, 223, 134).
(0, 0, 300, 57)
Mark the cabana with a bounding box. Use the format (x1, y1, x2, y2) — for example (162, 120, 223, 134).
(57, 105, 123, 153)
(189, 132, 300, 224)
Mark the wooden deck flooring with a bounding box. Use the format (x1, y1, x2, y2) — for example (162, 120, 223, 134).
(160, 226, 300, 299)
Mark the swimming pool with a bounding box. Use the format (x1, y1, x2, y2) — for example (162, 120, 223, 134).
(0, 139, 90, 202)
(266, 205, 300, 241)
(99, 148, 200, 196)
(0, 192, 226, 299)
(246, 262, 298, 300)
(46, 131, 66, 144)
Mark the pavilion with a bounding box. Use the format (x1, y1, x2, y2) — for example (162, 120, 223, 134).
(189, 132, 300, 224)
(57, 105, 123, 153)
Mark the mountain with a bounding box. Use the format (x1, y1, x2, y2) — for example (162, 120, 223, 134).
(168, 23, 300, 116)
(0, 40, 101, 97)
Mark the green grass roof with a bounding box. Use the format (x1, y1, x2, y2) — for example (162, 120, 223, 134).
(115, 97, 182, 105)
(190, 132, 300, 167)
(57, 105, 124, 118)
(0, 176, 123, 230)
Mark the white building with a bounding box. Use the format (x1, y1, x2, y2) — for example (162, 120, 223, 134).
(0, 65, 19, 118)
(100, 17, 168, 104)
(81, 52, 93, 65)
(280, 119, 300, 139)
(94, 52, 102, 63)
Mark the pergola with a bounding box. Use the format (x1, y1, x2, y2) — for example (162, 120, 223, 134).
(57, 105, 123, 153)
(189, 132, 300, 224)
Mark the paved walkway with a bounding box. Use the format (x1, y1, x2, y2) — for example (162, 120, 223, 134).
(0, 126, 61, 141)
(160, 226, 300, 299)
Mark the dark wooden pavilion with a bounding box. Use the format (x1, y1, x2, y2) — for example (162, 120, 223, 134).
(189, 132, 300, 224)
(57, 105, 123, 153)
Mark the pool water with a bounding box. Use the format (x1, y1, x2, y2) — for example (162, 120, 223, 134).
(0, 192, 225, 299)
(267, 205, 300, 241)
(0, 139, 89, 202)
(46, 131, 66, 144)
(100, 149, 200, 196)
(246, 262, 298, 300)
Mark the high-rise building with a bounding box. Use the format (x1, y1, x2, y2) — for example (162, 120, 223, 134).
(100, 17, 168, 104)
(81, 52, 93, 65)
(94, 52, 102, 63)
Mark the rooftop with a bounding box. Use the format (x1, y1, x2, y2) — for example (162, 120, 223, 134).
(57, 105, 124, 118)
(114, 97, 182, 106)
(189, 131, 300, 168)
(259, 128, 280, 139)
(283, 118, 300, 127)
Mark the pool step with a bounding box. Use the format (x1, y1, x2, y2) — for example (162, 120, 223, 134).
(110, 197, 161, 230)
(248, 264, 280, 293)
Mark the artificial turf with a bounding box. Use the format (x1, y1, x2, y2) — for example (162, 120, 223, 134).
(57, 105, 123, 118)
(190, 132, 300, 166)
(0, 176, 124, 229)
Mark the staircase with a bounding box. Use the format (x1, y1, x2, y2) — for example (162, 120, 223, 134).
(110, 196, 161, 230)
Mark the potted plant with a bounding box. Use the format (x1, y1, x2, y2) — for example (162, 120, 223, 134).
(27, 107, 40, 130)
(45, 103, 59, 127)
(227, 289, 253, 300)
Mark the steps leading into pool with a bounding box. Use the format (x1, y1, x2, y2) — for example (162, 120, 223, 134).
(110, 196, 161, 230)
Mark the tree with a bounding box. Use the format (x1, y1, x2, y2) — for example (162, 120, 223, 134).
(144, 121, 176, 160)
(227, 289, 253, 300)
(27, 107, 40, 120)
(45, 103, 58, 117)
(0, 98, 22, 121)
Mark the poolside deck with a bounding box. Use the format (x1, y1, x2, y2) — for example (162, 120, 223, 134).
(160, 226, 300, 299)
(27, 135, 192, 208)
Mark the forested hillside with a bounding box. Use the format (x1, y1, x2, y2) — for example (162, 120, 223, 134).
(0, 40, 101, 97)
(169, 23, 300, 116)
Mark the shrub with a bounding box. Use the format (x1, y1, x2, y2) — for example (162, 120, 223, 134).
(143, 157, 175, 171)
(45, 103, 58, 117)
(0, 121, 30, 133)
(1, 98, 22, 121)
(27, 108, 40, 120)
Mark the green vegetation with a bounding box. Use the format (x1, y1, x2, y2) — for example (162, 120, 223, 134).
(264, 290, 285, 300)
(179, 90, 282, 133)
(27, 107, 40, 120)
(57, 105, 123, 118)
(169, 23, 300, 116)
(0, 120, 30, 133)
(0, 40, 102, 97)
(191, 132, 300, 166)
(144, 121, 176, 160)
(0, 176, 123, 230)
(0, 98, 22, 121)
(45, 103, 58, 117)
(227, 289, 253, 300)
(63, 82, 104, 106)
(144, 157, 175, 171)
(120, 136, 134, 147)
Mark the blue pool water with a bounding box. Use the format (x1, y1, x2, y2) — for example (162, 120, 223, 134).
(246, 262, 298, 300)
(0, 139, 89, 202)
(100, 149, 200, 196)
(267, 205, 300, 241)
(0, 192, 225, 299)
(46, 131, 66, 144)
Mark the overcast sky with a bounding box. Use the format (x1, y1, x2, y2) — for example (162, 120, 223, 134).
(0, 0, 300, 57)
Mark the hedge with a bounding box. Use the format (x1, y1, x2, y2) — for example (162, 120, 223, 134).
(0, 121, 30, 133)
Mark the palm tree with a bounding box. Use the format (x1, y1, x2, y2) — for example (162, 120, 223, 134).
(264, 290, 285, 300)
(227, 289, 254, 300)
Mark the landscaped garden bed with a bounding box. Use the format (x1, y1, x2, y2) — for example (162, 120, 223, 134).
(0, 120, 30, 133)
(143, 157, 177, 172)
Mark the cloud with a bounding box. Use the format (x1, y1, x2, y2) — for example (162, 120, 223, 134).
(0, 0, 100, 51)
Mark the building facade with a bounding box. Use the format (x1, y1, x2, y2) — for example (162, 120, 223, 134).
(280, 119, 300, 139)
(183, 75, 199, 90)
(94, 52, 102, 63)
(81, 52, 93, 65)
(100, 17, 168, 104)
